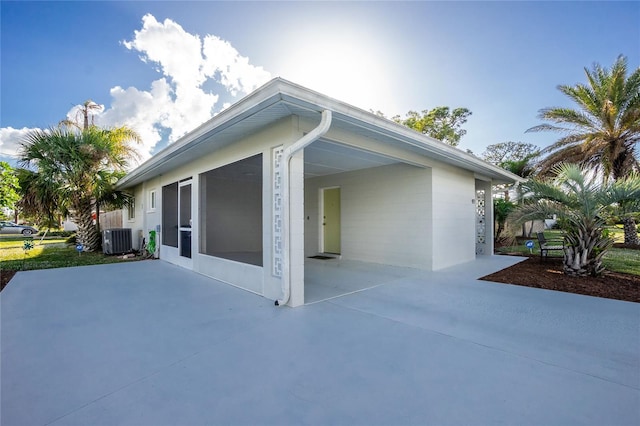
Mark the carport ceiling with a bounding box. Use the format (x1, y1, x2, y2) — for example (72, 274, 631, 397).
(304, 140, 400, 178)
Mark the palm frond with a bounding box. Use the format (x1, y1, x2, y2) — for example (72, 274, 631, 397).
(532, 56, 639, 179)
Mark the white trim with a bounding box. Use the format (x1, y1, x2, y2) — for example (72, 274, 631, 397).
(117, 78, 521, 190)
(127, 197, 136, 222)
(147, 189, 157, 213)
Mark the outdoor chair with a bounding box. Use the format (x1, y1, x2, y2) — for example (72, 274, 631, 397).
(536, 232, 564, 261)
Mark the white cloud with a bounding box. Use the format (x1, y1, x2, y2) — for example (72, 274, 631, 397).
(0, 127, 39, 159)
(123, 14, 206, 91)
(202, 35, 271, 96)
(1, 13, 271, 163)
(104, 13, 271, 160)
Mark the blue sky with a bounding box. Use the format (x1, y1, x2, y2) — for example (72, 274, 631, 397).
(1, 1, 638, 165)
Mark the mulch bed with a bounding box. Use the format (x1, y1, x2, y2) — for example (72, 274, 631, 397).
(0, 269, 18, 291)
(1, 270, 17, 292)
(481, 257, 640, 303)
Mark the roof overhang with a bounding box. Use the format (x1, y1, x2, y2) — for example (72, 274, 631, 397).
(117, 78, 522, 189)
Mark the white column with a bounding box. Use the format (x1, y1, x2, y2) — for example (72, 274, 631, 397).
(288, 150, 305, 307)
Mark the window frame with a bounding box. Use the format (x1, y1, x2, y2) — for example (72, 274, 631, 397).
(127, 197, 136, 221)
(148, 189, 157, 212)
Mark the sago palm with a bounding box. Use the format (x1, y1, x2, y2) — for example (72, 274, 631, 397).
(19, 126, 140, 252)
(512, 164, 640, 277)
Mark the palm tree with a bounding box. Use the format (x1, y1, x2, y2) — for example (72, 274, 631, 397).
(59, 100, 103, 130)
(528, 55, 640, 181)
(494, 198, 515, 241)
(93, 169, 135, 236)
(15, 168, 63, 229)
(499, 152, 539, 237)
(19, 126, 140, 252)
(528, 55, 640, 245)
(607, 173, 640, 246)
(512, 164, 640, 277)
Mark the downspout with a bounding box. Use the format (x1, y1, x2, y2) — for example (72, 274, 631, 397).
(276, 109, 332, 306)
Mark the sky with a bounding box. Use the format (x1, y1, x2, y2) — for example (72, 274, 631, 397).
(1, 0, 639, 167)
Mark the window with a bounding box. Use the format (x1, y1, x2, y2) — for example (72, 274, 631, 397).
(199, 154, 263, 266)
(149, 190, 156, 211)
(162, 182, 178, 247)
(127, 198, 136, 220)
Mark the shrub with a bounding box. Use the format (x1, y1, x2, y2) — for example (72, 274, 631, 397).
(38, 230, 74, 237)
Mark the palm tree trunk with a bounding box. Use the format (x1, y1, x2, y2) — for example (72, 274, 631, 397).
(563, 222, 610, 277)
(72, 198, 101, 252)
(95, 200, 102, 251)
(622, 216, 639, 246)
(495, 222, 504, 240)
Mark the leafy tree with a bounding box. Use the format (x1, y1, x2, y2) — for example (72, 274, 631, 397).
(15, 168, 63, 229)
(512, 164, 640, 276)
(0, 161, 20, 212)
(481, 142, 540, 165)
(394, 107, 472, 146)
(482, 143, 540, 237)
(528, 55, 640, 181)
(19, 126, 140, 251)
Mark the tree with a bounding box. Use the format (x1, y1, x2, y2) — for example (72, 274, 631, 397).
(528, 55, 640, 181)
(0, 162, 20, 212)
(481, 142, 540, 165)
(394, 107, 472, 146)
(19, 126, 140, 251)
(494, 198, 515, 240)
(59, 99, 103, 130)
(606, 173, 640, 246)
(15, 168, 64, 229)
(527, 56, 640, 245)
(512, 164, 640, 277)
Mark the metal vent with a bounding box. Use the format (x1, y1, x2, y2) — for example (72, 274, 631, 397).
(103, 228, 132, 255)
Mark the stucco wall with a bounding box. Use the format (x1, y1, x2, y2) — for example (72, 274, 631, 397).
(122, 177, 163, 254)
(129, 116, 300, 300)
(305, 163, 433, 269)
(431, 165, 476, 270)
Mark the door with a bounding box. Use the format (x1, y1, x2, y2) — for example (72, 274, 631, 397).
(179, 181, 192, 258)
(323, 187, 341, 254)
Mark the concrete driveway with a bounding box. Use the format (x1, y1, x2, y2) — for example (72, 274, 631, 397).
(1, 259, 639, 425)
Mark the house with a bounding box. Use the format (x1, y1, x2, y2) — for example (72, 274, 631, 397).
(117, 78, 520, 307)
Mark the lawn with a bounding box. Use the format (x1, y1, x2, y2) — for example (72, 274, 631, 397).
(495, 228, 640, 276)
(0, 236, 139, 273)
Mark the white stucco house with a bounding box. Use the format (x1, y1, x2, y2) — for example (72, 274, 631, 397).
(118, 78, 520, 307)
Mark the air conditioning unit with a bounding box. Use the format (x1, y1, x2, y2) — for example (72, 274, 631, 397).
(103, 228, 132, 255)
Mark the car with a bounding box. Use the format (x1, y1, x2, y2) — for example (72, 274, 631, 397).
(0, 221, 38, 236)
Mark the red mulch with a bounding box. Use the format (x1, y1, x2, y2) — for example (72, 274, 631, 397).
(1, 270, 17, 291)
(481, 257, 640, 303)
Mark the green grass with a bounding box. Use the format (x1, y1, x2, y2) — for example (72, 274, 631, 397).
(603, 248, 640, 275)
(0, 236, 138, 272)
(607, 224, 625, 243)
(496, 228, 640, 276)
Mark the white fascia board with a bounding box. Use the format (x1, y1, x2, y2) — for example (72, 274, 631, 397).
(273, 80, 522, 184)
(117, 80, 289, 189)
(118, 77, 521, 188)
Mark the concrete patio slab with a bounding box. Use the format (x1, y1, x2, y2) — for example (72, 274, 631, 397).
(1, 259, 639, 425)
(304, 253, 526, 304)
